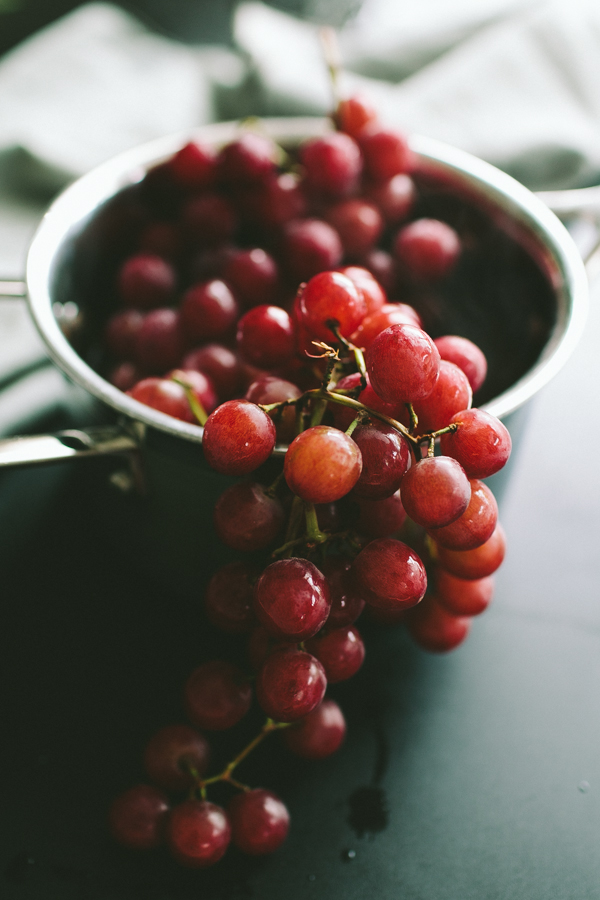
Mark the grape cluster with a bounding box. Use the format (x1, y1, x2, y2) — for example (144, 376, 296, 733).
(107, 94, 512, 869)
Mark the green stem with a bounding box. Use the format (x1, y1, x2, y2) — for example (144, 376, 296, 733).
(266, 469, 286, 498)
(304, 502, 327, 542)
(171, 377, 208, 426)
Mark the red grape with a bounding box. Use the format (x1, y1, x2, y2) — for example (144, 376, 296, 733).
(185, 660, 252, 731)
(412, 360, 472, 433)
(435, 523, 506, 580)
(394, 218, 461, 281)
(182, 193, 237, 244)
(167, 140, 216, 189)
(222, 247, 278, 308)
(306, 624, 365, 683)
(366, 323, 440, 404)
(435, 569, 494, 616)
(180, 279, 239, 343)
(118, 254, 175, 309)
(439, 409, 512, 479)
(406, 596, 471, 652)
(217, 132, 277, 185)
(352, 537, 427, 610)
(129, 377, 196, 423)
(284, 426, 363, 503)
(351, 303, 422, 349)
(400, 456, 471, 528)
(358, 125, 412, 180)
(205, 561, 257, 633)
(296, 270, 367, 341)
(228, 789, 290, 856)
(355, 490, 407, 537)
(282, 698, 346, 759)
(134, 308, 184, 371)
(256, 648, 327, 722)
(434, 335, 488, 393)
(366, 173, 415, 224)
(300, 133, 363, 197)
(282, 218, 343, 281)
(202, 400, 276, 476)
(166, 800, 231, 868)
(236, 305, 296, 368)
(105, 309, 144, 358)
(337, 265, 386, 316)
(109, 785, 169, 850)
(335, 94, 378, 137)
(214, 482, 285, 552)
(182, 343, 243, 401)
(143, 725, 210, 792)
(428, 479, 498, 550)
(254, 558, 331, 640)
(166, 368, 218, 415)
(351, 421, 411, 499)
(320, 556, 365, 627)
(325, 199, 383, 257)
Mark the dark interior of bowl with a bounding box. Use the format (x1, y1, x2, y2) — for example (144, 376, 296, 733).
(49, 161, 556, 415)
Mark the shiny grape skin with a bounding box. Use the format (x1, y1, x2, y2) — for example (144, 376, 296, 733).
(357, 125, 412, 181)
(217, 132, 277, 185)
(253, 558, 331, 640)
(306, 624, 365, 683)
(166, 800, 231, 868)
(166, 369, 218, 415)
(434, 335, 488, 393)
(282, 699, 346, 759)
(129, 378, 196, 423)
(245, 375, 302, 444)
(180, 279, 240, 343)
(366, 173, 416, 224)
(337, 265, 386, 316)
(213, 482, 285, 552)
(143, 725, 210, 792)
(366, 323, 440, 404)
(439, 409, 512, 479)
(334, 94, 378, 137)
(435, 523, 506, 580)
(412, 360, 472, 434)
(182, 343, 243, 401)
(401, 456, 471, 528)
(256, 648, 327, 722)
(319, 556, 365, 628)
(299, 132, 363, 197)
(109, 784, 170, 850)
(406, 596, 471, 653)
(297, 271, 367, 342)
(427, 479, 498, 551)
(435, 569, 495, 616)
(184, 661, 252, 731)
(351, 421, 411, 500)
(352, 537, 427, 610)
(236, 305, 296, 368)
(284, 426, 363, 504)
(351, 302, 421, 350)
(228, 789, 290, 856)
(202, 400, 276, 476)
(205, 561, 257, 634)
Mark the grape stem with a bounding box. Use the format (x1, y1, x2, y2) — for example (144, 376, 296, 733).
(192, 718, 291, 800)
(171, 376, 208, 426)
(327, 321, 368, 390)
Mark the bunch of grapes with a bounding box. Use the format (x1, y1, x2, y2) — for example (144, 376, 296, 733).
(106, 94, 511, 869)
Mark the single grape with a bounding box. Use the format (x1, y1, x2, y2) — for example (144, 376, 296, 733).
(412, 360, 472, 433)
(185, 660, 252, 731)
(284, 426, 363, 503)
(435, 569, 494, 616)
(214, 482, 285, 552)
(166, 800, 231, 868)
(180, 279, 239, 343)
(337, 265, 386, 316)
(166, 368, 218, 415)
(351, 421, 411, 500)
(428, 479, 498, 550)
(128, 377, 196, 423)
(406, 596, 471, 652)
(282, 218, 343, 281)
(394, 218, 461, 281)
(434, 523, 506, 580)
(182, 343, 243, 401)
(256, 648, 327, 722)
(228, 789, 290, 856)
(352, 537, 427, 610)
(109, 784, 170, 850)
(205, 561, 258, 633)
(254, 558, 331, 640)
(434, 335, 488, 393)
(306, 624, 365, 683)
(439, 409, 512, 479)
(400, 456, 471, 528)
(236, 305, 296, 368)
(105, 309, 144, 358)
(143, 725, 210, 792)
(358, 125, 412, 180)
(296, 270, 367, 341)
(325, 199, 383, 257)
(239, 171, 307, 227)
(300, 132, 363, 197)
(245, 375, 302, 444)
(320, 556, 365, 628)
(217, 132, 277, 185)
(334, 94, 378, 137)
(354, 490, 407, 537)
(110, 361, 141, 392)
(366, 173, 415, 224)
(167, 140, 216, 190)
(118, 254, 176, 309)
(282, 698, 346, 759)
(222, 248, 279, 308)
(350, 302, 422, 350)
(366, 324, 440, 404)
(202, 400, 276, 476)
(134, 308, 184, 372)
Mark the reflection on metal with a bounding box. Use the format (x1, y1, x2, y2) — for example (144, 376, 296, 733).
(0, 426, 137, 467)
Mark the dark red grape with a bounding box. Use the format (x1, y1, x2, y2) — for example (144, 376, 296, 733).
(366, 323, 440, 404)
(434, 335, 488, 393)
(428, 479, 497, 550)
(182, 343, 243, 401)
(358, 125, 412, 180)
(109, 784, 170, 850)
(205, 561, 257, 633)
(185, 661, 252, 731)
(239, 172, 307, 227)
(237, 305, 296, 368)
(351, 421, 411, 500)
(352, 537, 427, 610)
(245, 375, 302, 444)
(217, 132, 277, 185)
(166, 800, 231, 868)
(118, 254, 175, 309)
(134, 308, 184, 371)
(325, 199, 383, 257)
(105, 309, 144, 358)
(167, 140, 216, 190)
(129, 377, 196, 423)
(143, 725, 210, 792)
(355, 490, 407, 537)
(254, 558, 331, 640)
(400, 456, 471, 528)
(256, 648, 327, 722)
(337, 265, 386, 316)
(300, 132, 363, 197)
(202, 400, 276, 476)
(284, 426, 363, 503)
(110, 361, 141, 392)
(214, 482, 285, 552)
(282, 698, 346, 759)
(282, 218, 342, 281)
(320, 556, 365, 628)
(222, 248, 278, 308)
(228, 789, 290, 856)
(180, 279, 239, 343)
(182, 193, 237, 245)
(439, 409, 512, 479)
(306, 624, 365, 683)
(394, 218, 461, 281)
